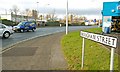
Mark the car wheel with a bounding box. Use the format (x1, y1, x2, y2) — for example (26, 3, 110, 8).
(32, 28, 35, 32)
(20, 29, 24, 33)
(3, 32, 10, 38)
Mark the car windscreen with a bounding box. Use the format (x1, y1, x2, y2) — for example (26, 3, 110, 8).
(17, 22, 26, 26)
(0, 25, 3, 29)
(0, 24, 6, 28)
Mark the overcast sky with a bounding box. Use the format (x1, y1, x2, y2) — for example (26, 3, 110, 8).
(0, 0, 120, 19)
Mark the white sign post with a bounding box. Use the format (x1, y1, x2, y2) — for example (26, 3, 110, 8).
(81, 38, 85, 69)
(110, 48, 115, 72)
(80, 31, 117, 71)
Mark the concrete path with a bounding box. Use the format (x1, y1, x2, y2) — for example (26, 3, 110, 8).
(2, 32, 67, 70)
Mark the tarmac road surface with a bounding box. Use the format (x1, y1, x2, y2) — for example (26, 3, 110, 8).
(2, 32, 67, 70)
(1, 26, 97, 49)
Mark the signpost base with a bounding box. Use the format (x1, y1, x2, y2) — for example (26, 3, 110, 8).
(110, 48, 115, 72)
(81, 38, 85, 69)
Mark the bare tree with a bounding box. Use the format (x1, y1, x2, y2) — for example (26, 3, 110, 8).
(10, 5, 19, 24)
(46, 9, 56, 21)
(25, 8, 30, 21)
(51, 9, 56, 21)
(20, 11, 25, 21)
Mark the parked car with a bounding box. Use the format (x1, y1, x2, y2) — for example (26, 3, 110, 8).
(13, 21, 36, 32)
(0, 23, 14, 38)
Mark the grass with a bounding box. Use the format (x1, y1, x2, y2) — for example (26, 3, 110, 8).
(61, 27, 119, 70)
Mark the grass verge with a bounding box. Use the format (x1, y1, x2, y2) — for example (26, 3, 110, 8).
(61, 27, 119, 70)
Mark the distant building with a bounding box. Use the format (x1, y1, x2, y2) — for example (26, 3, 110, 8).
(32, 10, 38, 20)
(0, 10, 38, 23)
(0, 14, 11, 20)
(0, 13, 34, 22)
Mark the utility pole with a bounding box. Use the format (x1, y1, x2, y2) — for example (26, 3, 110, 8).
(66, 0, 68, 35)
(37, 2, 39, 16)
(36, 2, 39, 24)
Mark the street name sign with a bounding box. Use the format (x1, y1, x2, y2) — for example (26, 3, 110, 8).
(80, 31, 117, 48)
(80, 31, 118, 72)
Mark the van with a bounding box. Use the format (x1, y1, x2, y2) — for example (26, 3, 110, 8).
(13, 21, 36, 32)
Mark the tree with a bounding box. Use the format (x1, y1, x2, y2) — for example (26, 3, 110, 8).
(25, 8, 30, 21)
(10, 5, 19, 24)
(46, 14, 51, 21)
(46, 9, 57, 21)
(51, 9, 56, 21)
(32, 10, 38, 21)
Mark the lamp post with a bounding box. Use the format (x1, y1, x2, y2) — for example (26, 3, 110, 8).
(36, 2, 39, 19)
(36, 2, 39, 25)
(66, 0, 68, 35)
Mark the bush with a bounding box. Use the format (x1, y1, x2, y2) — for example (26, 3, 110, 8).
(80, 22, 85, 26)
(71, 23, 80, 26)
(46, 21, 60, 26)
(1, 19, 15, 26)
(71, 22, 85, 26)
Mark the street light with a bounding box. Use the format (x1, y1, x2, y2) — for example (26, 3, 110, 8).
(66, 0, 68, 35)
(35, 2, 39, 25)
(36, 2, 39, 19)
(45, 4, 56, 21)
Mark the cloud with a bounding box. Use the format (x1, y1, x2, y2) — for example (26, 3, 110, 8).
(38, 8, 101, 15)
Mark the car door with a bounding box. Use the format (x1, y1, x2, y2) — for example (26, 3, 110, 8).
(0, 24, 4, 36)
(29, 22, 34, 29)
(24, 22, 29, 30)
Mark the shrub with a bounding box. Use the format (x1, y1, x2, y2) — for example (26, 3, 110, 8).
(1, 19, 15, 26)
(46, 21, 60, 26)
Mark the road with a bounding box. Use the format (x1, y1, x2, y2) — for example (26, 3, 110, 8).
(1, 26, 97, 49)
(2, 32, 68, 70)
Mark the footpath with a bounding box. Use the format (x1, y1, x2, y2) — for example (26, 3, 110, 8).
(2, 32, 67, 70)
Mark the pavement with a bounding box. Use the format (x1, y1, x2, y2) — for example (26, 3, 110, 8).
(2, 32, 67, 70)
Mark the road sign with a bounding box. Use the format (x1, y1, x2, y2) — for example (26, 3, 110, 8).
(80, 31, 117, 72)
(80, 31, 117, 48)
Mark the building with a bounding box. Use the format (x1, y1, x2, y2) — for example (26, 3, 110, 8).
(0, 10, 38, 23)
(102, 1, 120, 33)
(0, 13, 35, 23)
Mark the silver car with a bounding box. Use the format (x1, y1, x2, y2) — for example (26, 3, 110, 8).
(0, 23, 14, 38)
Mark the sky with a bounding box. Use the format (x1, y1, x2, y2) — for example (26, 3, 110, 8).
(0, 0, 120, 19)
